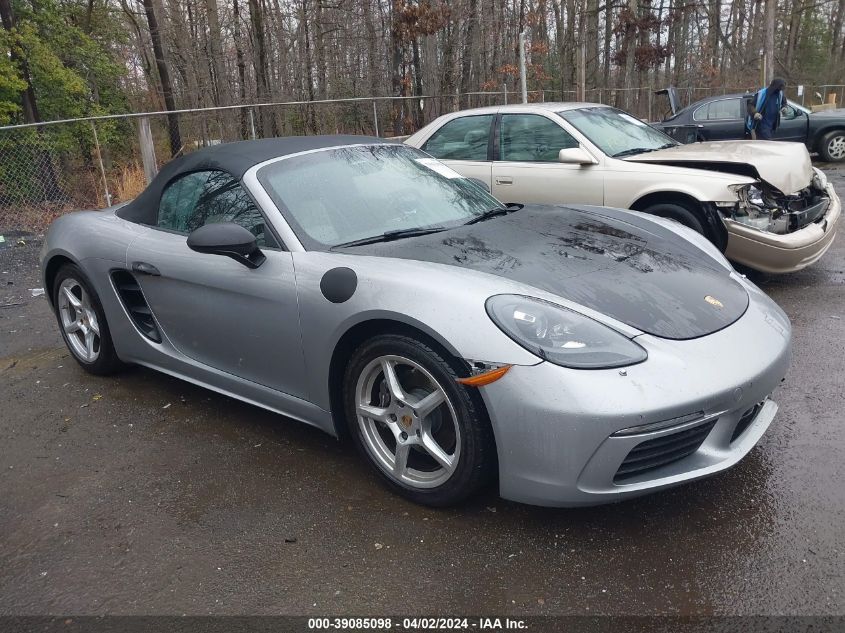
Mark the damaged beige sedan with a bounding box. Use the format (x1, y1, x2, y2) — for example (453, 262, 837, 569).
(406, 103, 841, 273)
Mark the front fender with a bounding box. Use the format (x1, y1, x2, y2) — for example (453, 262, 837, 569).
(292, 252, 547, 411)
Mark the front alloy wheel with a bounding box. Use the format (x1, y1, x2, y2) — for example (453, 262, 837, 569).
(356, 355, 460, 488)
(344, 334, 496, 506)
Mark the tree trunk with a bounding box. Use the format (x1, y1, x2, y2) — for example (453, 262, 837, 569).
(708, 0, 720, 72)
(249, 0, 274, 135)
(784, 0, 802, 70)
(141, 0, 181, 156)
(586, 0, 599, 94)
(315, 0, 327, 100)
(459, 0, 479, 108)
(604, 0, 613, 89)
(552, 0, 563, 97)
(363, 0, 379, 99)
(412, 35, 423, 128)
(390, 1, 404, 134)
(623, 0, 637, 110)
(232, 0, 249, 138)
(301, 0, 317, 133)
(205, 0, 228, 106)
(832, 0, 845, 70)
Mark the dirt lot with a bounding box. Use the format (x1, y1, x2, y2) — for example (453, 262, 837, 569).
(1, 166, 844, 617)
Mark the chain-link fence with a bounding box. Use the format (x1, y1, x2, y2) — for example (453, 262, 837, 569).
(1, 85, 842, 234)
(0, 94, 476, 234)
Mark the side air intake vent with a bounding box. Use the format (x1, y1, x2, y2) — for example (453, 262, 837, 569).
(110, 270, 161, 343)
(731, 402, 762, 443)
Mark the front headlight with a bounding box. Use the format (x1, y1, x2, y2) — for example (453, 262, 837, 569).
(728, 183, 765, 205)
(486, 295, 648, 369)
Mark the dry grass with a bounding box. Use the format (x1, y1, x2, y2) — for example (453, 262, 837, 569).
(112, 162, 147, 204)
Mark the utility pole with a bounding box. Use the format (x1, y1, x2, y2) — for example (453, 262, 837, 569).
(764, 0, 775, 84)
(519, 31, 527, 103)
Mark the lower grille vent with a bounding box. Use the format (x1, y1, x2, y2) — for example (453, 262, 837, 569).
(111, 270, 161, 343)
(614, 419, 717, 482)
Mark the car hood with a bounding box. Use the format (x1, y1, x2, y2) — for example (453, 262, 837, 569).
(342, 205, 749, 340)
(623, 140, 813, 194)
(810, 107, 845, 118)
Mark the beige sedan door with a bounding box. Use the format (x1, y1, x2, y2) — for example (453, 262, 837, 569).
(418, 113, 494, 191)
(491, 113, 604, 205)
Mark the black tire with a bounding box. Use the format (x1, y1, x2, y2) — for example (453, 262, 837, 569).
(342, 333, 496, 506)
(818, 130, 845, 163)
(52, 263, 126, 375)
(642, 201, 706, 235)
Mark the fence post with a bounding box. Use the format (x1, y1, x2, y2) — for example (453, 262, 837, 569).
(90, 122, 111, 207)
(503, 83, 507, 105)
(138, 117, 158, 185)
(372, 99, 379, 137)
(249, 108, 257, 140)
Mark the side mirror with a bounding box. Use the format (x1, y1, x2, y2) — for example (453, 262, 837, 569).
(558, 146, 598, 165)
(187, 222, 266, 269)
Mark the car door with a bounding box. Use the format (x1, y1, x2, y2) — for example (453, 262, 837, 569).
(419, 114, 494, 189)
(125, 169, 308, 399)
(774, 102, 809, 142)
(692, 98, 744, 140)
(491, 113, 603, 205)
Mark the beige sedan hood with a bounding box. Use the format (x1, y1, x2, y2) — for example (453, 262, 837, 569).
(624, 140, 813, 194)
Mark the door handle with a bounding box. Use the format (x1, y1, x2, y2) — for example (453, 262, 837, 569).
(131, 261, 161, 276)
(495, 176, 513, 185)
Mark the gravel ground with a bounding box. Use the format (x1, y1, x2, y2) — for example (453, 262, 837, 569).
(0, 165, 843, 617)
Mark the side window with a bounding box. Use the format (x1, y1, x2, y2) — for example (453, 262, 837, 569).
(158, 170, 279, 248)
(500, 114, 579, 162)
(422, 115, 493, 160)
(158, 171, 207, 233)
(694, 99, 740, 121)
(781, 103, 800, 120)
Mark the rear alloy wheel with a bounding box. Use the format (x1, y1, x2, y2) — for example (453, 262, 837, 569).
(819, 131, 845, 162)
(53, 263, 125, 375)
(343, 334, 495, 506)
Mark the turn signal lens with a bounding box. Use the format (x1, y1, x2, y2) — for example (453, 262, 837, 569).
(456, 365, 512, 387)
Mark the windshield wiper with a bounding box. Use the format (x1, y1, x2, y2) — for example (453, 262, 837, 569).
(463, 203, 524, 225)
(332, 226, 447, 248)
(613, 143, 675, 158)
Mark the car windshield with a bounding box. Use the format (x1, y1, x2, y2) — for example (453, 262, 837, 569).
(558, 107, 678, 157)
(257, 144, 501, 249)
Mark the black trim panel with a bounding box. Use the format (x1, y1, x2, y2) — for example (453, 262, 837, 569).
(110, 270, 162, 343)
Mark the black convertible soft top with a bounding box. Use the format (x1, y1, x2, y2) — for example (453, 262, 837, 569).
(117, 135, 388, 225)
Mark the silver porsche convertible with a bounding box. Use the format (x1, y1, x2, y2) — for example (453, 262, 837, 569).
(40, 136, 792, 507)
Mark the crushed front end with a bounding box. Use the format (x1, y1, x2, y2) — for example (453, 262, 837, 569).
(720, 169, 841, 273)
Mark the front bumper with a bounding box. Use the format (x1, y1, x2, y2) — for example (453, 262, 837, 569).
(724, 182, 841, 273)
(479, 277, 791, 507)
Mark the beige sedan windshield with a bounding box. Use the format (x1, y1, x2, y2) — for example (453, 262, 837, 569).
(559, 107, 677, 158)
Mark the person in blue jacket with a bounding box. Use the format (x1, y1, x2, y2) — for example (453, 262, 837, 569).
(746, 78, 787, 140)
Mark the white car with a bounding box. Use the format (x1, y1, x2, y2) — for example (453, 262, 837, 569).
(405, 103, 841, 273)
